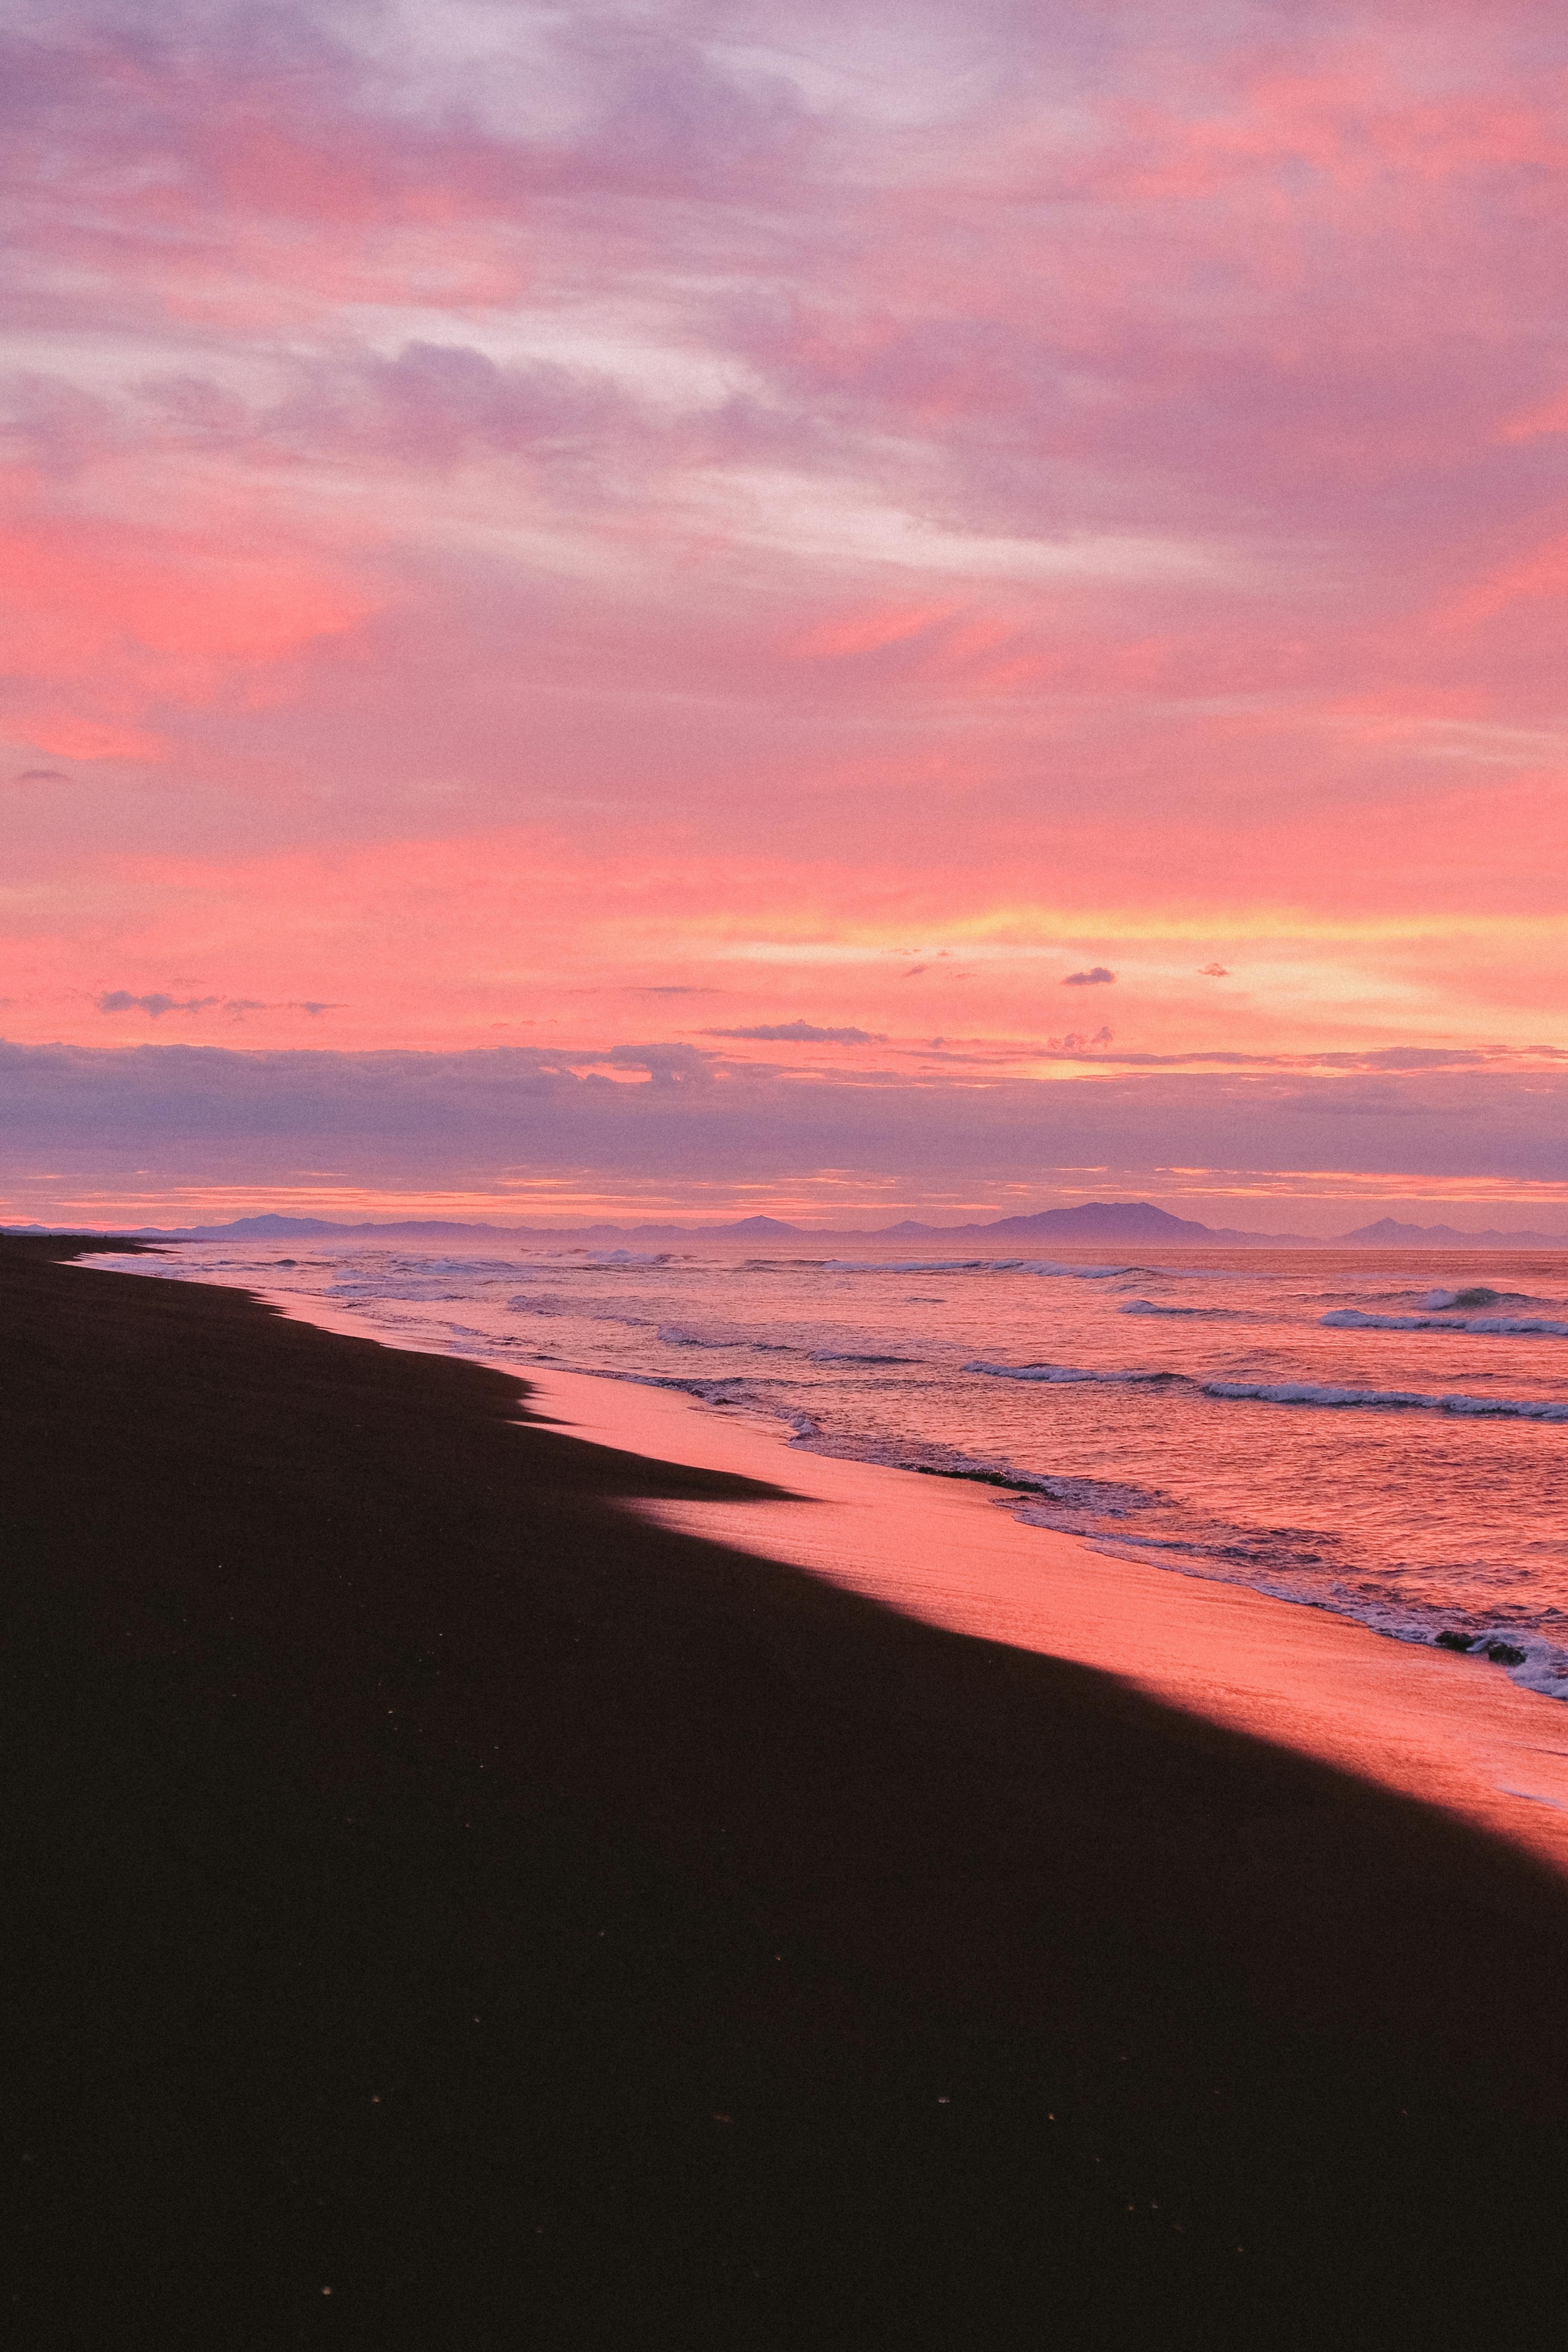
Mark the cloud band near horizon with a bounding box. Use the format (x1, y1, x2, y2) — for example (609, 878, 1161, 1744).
(4, 1036, 1567, 1234)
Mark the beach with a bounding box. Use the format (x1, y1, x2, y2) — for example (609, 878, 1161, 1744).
(9, 1235, 1568, 2349)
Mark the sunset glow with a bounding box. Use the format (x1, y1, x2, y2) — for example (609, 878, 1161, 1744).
(4, 0, 1565, 1228)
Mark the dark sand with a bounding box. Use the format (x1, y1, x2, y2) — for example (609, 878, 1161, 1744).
(8, 1235, 1568, 2349)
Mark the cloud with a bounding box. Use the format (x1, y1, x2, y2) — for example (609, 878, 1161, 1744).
(1047, 1028, 1114, 1053)
(706, 1021, 882, 1043)
(96, 992, 221, 1018)
(5, 0, 1568, 1139)
(95, 992, 338, 1021)
(15, 769, 68, 783)
(4, 1043, 1568, 1224)
(268, 341, 642, 474)
(1062, 967, 1116, 987)
(601, 1041, 714, 1086)
(1199, 962, 1229, 977)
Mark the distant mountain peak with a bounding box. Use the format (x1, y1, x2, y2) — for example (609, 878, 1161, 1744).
(978, 1200, 1216, 1241)
(1339, 1215, 1568, 1247)
(16, 1196, 1567, 1250)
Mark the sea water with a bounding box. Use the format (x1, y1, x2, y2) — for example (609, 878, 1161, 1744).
(99, 1238, 1568, 1700)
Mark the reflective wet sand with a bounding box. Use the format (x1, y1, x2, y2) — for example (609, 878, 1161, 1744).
(526, 1366, 1568, 1875)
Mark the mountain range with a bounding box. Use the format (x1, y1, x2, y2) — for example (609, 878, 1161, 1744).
(10, 1202, 1567, 1247)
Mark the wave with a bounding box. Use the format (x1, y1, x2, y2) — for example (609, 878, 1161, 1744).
(1436, 1393, 1568, 1418)
(779, 1427, 1159, 1521)
(325, 1277, 472, 1302)
(1118, 1298, 1227, 1318)
(652, 1322, 798, 1353)
(1069, 1526, 1568, 1700)
(383, 1255, 532, 1277)
(963, 1358, 1179, 1385)
(655, 1324, 746, 1349)
(1024, 1262, 1145, 1279)
(1203, 1378, 1568, 1420)
(807, 1349, 923, 1364)
(964, 1357, 1568, 1421)
(1322, 1309, 1568, 1336)
(822, 1257, 1143, 1278)
(825, 1258, 1002, 1274)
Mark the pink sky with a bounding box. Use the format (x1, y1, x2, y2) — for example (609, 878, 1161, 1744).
(3, 0, 1566, 1229)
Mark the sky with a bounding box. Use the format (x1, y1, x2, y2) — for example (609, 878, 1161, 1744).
(3, 0, 1566, 1231)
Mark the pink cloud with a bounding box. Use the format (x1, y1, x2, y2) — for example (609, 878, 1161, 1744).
(2, 0, 1566, 1211)
(0, 483, 378, 755)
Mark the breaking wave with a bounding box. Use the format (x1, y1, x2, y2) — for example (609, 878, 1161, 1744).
(963, 1358, 1180, 1385)
(1118, 1298, 1228, 1318)
(822, 1257, 1144, 1278)
(1323, 1308, 1568, 1336)
(1202, 1379, 1568, 1419)
(963, 1359, 1568, 1422)
(806, 1349, 923, 1364)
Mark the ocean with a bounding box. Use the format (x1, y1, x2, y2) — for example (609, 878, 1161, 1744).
(98, 1236, 1568, 1701)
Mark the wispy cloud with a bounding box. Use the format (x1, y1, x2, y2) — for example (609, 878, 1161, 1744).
(6, 1038, 1568, 1232)
(706, 1021, 882, 1043)
(4, 0, 1566, 1206)
(94, 992, 341, 1021)
(96, 992, 221, 1018)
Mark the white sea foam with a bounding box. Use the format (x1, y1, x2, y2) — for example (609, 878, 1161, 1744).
(1119, 1299, 1215, 1317)
(821, 1257, 1138, 1277)
(778, 1427, 1157, 1521)
(1323, 1308, 1568, 1336)
(655, 1324, 744, 1348)
(963, 1358, 1177, 1385)
(325, 1276, 470, 1301)
(1202, 1378, 1568, 1419)
(824, 1257, 1000, 1274)
(1033, 1263, 1138, 1280)
(1436, 1393, 1568, 1418)
(807, 1349, 922, 1363)
(386, 1255, 527, 1277)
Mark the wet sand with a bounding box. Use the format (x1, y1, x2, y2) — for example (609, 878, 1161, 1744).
(519, 1369, 1568, 1872)
(9, 1236, 1568, 2349)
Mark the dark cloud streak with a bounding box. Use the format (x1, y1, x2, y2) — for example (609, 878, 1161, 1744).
(5, 1040, 1567, 1203)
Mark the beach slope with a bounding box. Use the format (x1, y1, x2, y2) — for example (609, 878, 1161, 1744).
(7, 1237, 1568, 2349)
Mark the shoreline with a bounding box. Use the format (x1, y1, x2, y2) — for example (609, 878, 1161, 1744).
(12, 1237, 1568, 2346)
(103, 1255, 1568, 1876)
(531, 1363, 1568, 1875)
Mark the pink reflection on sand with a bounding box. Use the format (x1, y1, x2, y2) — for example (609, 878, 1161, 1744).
(528, 1366, 1568, 1878)
(180, 1276, 1568, 1878)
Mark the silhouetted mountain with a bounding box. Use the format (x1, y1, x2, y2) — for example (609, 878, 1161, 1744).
(1339, 1216, 1568, 1247)
(13, 1199, 1567, 1248)
(963, 1200, 1217, 1242)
